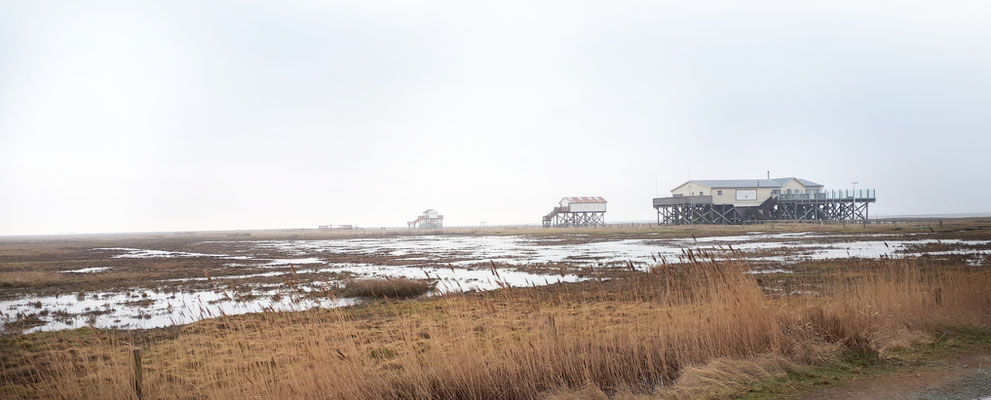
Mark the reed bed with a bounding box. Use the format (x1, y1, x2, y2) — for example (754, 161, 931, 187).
(2, 253, 990, 399)
(341, 277, 437, 299)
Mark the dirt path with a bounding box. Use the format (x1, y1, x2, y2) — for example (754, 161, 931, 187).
(800, 350, 991, 400)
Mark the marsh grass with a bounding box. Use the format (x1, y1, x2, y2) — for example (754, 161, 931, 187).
(341, 277, 437, 299)
(2, 253, 990, 399)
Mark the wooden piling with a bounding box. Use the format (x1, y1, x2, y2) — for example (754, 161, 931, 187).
(132, 348, 143, 399)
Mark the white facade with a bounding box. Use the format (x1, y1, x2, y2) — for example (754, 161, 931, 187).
(569, 202, 607, 212)
(559, 197, 607, 212)
(409, 209, 443, 229)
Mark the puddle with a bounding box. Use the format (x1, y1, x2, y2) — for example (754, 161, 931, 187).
(746, 269, 793, 274)
(248, 235, 991, 268)
(60, 267, 111, 274)
(1, 261, 580, 333)
(1, 287, 359, 333)
(94, 247, 251, 260)
(263, 258, 325, 266)
(322, 264, 586, 293)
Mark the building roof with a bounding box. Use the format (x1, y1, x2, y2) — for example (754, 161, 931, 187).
(421, 209, 443, 218)
(674, 177, 823, 190)
(561, 196, 607, 204)
(792, 178, 824, 187)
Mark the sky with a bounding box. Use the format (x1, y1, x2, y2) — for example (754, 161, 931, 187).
(1, 1, 990, 235)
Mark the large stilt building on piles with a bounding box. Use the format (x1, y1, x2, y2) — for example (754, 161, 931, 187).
(543, 197, 607, 228)
(653, 177, 875, 225)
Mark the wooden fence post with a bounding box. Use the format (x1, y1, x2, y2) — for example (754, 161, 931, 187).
(132, 348, 143, 399)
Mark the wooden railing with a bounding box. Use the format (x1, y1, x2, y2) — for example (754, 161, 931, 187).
(776, 189, 875, 201)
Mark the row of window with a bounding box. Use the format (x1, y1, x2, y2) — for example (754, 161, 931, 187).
(696, 188, 820, 197)
(694, 191, 727, 196)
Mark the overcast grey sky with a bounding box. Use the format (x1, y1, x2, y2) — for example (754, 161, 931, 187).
(1, 1, 989, 235)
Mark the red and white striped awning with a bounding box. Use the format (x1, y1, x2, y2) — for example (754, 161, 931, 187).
(562, 196, 607, 203)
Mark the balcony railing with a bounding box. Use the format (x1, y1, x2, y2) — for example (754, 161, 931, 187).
(776, 189, 875, 201)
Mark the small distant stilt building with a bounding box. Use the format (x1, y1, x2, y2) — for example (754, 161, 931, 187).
(543, 197, 607, 228)
(408, 209, 444, 229)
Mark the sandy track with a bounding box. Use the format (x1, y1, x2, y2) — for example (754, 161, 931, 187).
(801, 350, 991, 400)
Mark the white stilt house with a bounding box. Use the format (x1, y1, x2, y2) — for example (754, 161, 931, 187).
(408, 209, 444, 229)
(542, 196, 607, 227)
(654, 177, 875, 224)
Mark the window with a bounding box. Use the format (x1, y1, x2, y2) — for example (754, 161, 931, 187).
(699, 191, 703, 196)
(717, 190, 723, 196)
(786, 189, 792, 194)
(772, 190, 780, 194)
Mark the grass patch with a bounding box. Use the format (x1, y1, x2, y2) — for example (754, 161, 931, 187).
(732, 327, 991, 399)
(341, 277, 436, 299)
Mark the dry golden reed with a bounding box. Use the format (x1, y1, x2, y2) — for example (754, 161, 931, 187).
(2, 254, 990, 399)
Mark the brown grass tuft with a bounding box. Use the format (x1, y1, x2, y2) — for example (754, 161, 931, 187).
(341, 277, 436, 299)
